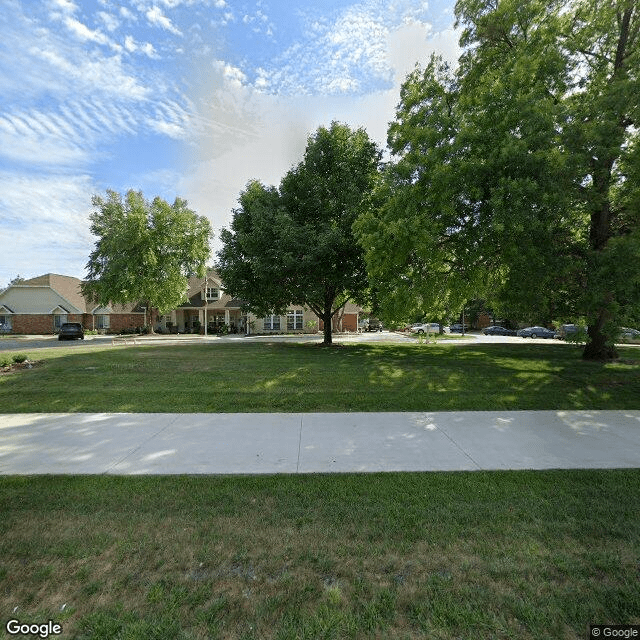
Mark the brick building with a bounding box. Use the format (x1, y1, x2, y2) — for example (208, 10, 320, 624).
(0, 274, 145, 335)
(0, 271, 362, 336)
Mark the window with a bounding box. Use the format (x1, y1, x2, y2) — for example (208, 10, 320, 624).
(206, 288, 220, 301)
(96, 315, 110, 329)
(263, 314, 280, 330)
(287, 310, 303, 330)
(54, 314, 68, 329)
(0, 315, 12, 331)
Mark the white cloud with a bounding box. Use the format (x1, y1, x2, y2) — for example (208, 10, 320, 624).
(0, 171, 96, 283)
(148, 119, 185, 138)
(0, 0, 201, 283)
(0, 116, 88, 167)
(183, 22, 461, 254)
(50, 0, 78, 14)
(1, 0, 462, 284)
(119, 6, 136, 21)
(64, 16, 111, 45)
(386, 22, 460, 82)
(124, 34, 159, 58)
(98, 10, 120, 32)
(212, 60, 248, 86)
(32, 46, 150, 100)
(252, 1, 433, 96)
(146, 5, 183, 36)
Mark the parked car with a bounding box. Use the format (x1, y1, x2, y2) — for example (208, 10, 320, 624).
(483, 325, 516, 336)
(57, 322, 85, 340)
(412, 323, 449, 334)
(361, 317, 383, 332)
(554, 324, 587, 340)
(619, 327, 640, 342)
(449, 323, 470, 333)
(517, 326, 555, 339)
(364, 318, 382, 331)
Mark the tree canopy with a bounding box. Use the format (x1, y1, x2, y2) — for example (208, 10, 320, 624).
(354, 0, 639, 359)
(217, 122, 381, 345)
(82, 189, 212, 315)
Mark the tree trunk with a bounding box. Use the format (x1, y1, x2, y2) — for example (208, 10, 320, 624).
(583, 313, 618, 361)
(583, 328, 617, 360)
(582, 169, 615, 361)
(146, 302, 155, 334)
(322, 312, 333, 346)
(580, 9, 632, 361)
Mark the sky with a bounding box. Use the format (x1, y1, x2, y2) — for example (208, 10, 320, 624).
(0, 0, 461, 287)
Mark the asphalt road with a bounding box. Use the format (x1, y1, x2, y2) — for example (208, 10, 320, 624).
(0, 330, 580, 353)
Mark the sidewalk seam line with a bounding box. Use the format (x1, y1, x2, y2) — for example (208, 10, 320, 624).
(436, 426, 483, 470)
(103, 414, 181, 474)
(296, 415, 303, 473)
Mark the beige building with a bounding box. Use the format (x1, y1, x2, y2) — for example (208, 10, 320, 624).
(0, 274, 144, 335)
(0, 270, 361, 336)
(161, 271, 327, 335)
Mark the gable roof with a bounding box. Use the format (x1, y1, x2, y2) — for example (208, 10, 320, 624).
(185, 270, 223, 298)
(21, 274, 88, 312)
(8, 274, 141, 314)
(178, 269, 241, 309)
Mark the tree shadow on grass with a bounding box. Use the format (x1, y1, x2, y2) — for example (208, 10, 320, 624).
(0, 341, 638, 413)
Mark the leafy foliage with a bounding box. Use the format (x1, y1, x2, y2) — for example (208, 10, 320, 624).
(83, 190, 212, 314)
(355, 0, 640, 359)
(217, 122, 380, 344)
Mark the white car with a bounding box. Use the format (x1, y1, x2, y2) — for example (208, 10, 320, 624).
(619, 328, 640, 342)
(412, 323, 449, 334)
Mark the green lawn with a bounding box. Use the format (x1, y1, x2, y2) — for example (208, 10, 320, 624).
(1, 471, 639, 640)
(2, 342, 638, 639)
(1, 341, 639, 412)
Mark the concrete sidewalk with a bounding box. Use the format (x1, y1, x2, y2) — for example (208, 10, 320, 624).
(1, 411, 639, 474)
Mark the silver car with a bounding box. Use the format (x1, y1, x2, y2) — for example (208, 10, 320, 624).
(517, 326, 555, 339)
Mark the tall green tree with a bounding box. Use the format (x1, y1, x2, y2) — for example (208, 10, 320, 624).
(355, 0, 639, 359)
(83, 190, 212, 316)
(217, 122, 380, 345)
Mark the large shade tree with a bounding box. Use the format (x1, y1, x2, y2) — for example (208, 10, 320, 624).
(217, 122, 380, 345)
(82, 190, 212, 317)
(355, 0, 639, 359)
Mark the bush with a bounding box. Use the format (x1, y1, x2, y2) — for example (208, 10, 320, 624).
(565, 325, 589, 345)
(12, 354, 28, 364)
(0, 355, 11, 367)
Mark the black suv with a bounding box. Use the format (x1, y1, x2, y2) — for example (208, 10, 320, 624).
(58, 322, 85, 340)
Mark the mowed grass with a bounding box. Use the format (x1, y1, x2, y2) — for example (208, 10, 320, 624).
(1, 341, 639, 412)
(2, 342, 639, 638)
(1, 471, 639, 640)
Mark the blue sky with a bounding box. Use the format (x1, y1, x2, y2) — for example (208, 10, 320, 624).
(0, 0, 460, 286)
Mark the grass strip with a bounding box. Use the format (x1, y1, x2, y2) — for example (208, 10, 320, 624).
(1, 470, 639, 639)
(1, 342, 639, 412)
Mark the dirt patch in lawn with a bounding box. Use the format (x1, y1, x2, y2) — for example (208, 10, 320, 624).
(0, 360, 43, 375)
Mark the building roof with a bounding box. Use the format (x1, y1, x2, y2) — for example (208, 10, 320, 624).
(7, 273, 142, 314)
(21, 274, 88, 312)
(178, 269, 244, 310)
